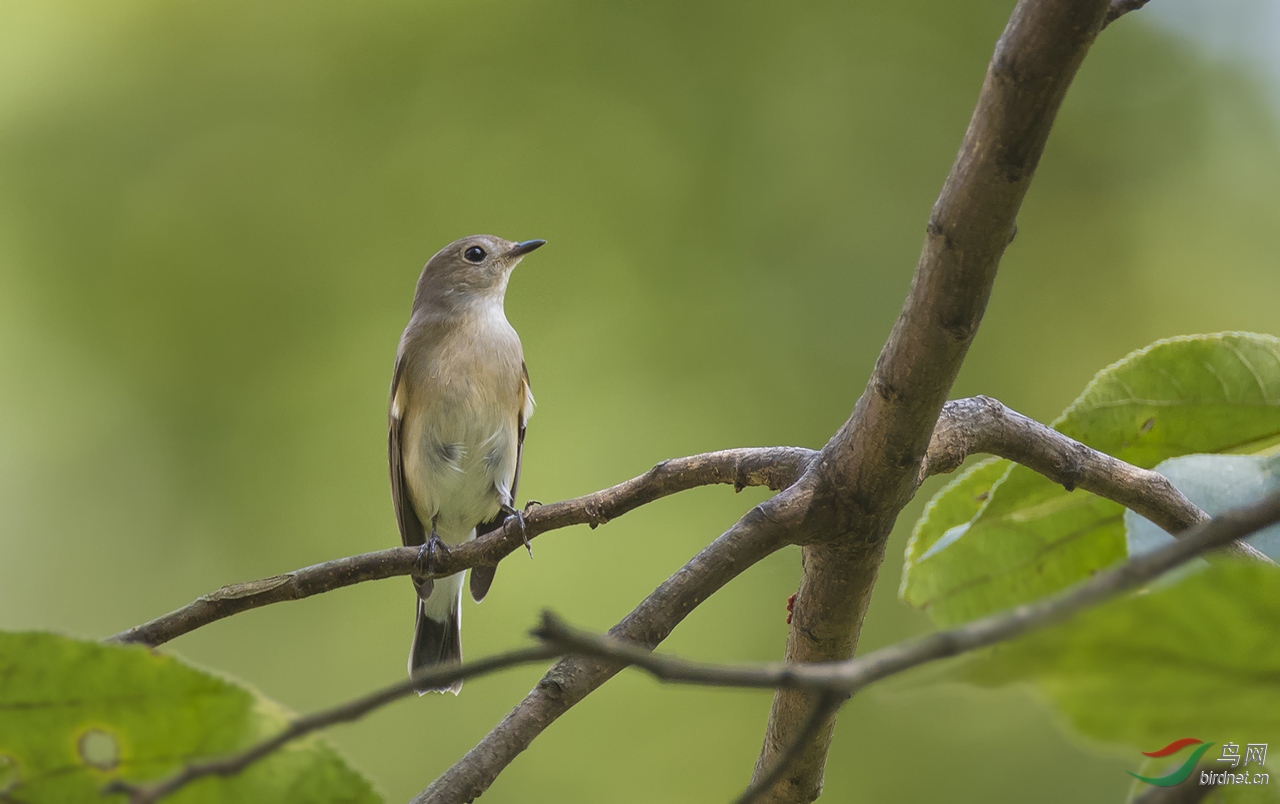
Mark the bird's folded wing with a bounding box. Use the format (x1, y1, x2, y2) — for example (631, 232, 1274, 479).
(389, 353, 426, 548)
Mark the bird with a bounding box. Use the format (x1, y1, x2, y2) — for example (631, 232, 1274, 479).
(387, 234, 543, 694)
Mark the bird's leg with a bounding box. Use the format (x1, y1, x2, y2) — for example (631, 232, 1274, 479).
(500, 501, 534, 558)
(412, 517, 449, 601)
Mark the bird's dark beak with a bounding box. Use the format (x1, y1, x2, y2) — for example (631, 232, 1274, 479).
(507, 239, 546, 258)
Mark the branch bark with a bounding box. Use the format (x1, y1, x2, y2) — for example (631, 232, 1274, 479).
(110, 447, 813, 647)
(750, 2, 1114, 800)
(412, 491, 807, 803)
(538, 490, 1280, 692)
(120, 488, 1280, 804)
(536, 489, 1280, 799)
(107, 390, 1251, 800)
(926, 396, 1271, 563)
(115, 388, 1248, 652)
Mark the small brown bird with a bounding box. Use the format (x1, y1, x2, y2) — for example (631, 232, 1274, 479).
(388, 234, 542, 693)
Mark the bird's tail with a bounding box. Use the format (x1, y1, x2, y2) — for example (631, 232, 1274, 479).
(409, 574, 463, 695)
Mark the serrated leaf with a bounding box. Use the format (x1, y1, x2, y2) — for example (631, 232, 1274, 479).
(964, 561, 1280, 764)
(902, 333, 1280, 626)
(0, 631, 381, 803)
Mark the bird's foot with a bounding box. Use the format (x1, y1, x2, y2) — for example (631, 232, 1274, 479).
(412, 533, 449, 601)
(501, 502, 534, 558)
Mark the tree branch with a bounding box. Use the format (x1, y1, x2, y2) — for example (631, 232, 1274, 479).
(101, 646, 561, 804)
(109, 447, 814, 648)
(113, 487, 1280, 804)
(534, 490, 1280, 799)
(412, 490, 807, 803)
(737, 693, 847, 804)
(925, 396, 1272, 563)
(125, 488, 1276, 804)
(112, 390, 1257, 653)
(103, 388, 1259, 800)
(416, 390, 1267, 800)
(751, 1, 1114, 799)
(538, 489, 1280, 689)
(1103, 0, 1153, 29)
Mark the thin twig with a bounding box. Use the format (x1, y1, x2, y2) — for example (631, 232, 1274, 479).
(535, 490, 1280, 695)
(736, 693, 847, 804)
(101, 646, 560, 804)
(110, 447, 814, 647)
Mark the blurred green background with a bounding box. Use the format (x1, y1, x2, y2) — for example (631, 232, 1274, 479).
(2, 0, 1278, 801)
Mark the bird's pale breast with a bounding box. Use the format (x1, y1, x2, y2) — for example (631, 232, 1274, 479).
(398, 303, 523, 544)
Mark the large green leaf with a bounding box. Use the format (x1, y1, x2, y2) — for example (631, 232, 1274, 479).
(0, 632, 381, 803)
(964, 561, 1280, 773)
(902, 333, 1280, 626)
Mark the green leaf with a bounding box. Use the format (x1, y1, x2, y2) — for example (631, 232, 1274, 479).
(899, 457, 1008, 596)
(964, 561, 1280, 765)
(902, 333, 1280, 626)
(1127, 453, 1280, 561)
(0, 631, 381, 803)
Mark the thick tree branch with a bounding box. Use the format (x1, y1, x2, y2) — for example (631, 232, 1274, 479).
(752, 1, 1114, 800)
(102, 389, 1255, 800)
(101, 380, 1259, 802)
(110, 447, 813, 648)
(101, 646, 560, 804)
(122, 491, 1278, 804)
(537, 490, 1280, 799)
(415, 389, 1267, 800)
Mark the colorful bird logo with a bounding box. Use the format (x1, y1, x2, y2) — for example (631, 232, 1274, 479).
(1128, 739, 1215, 787)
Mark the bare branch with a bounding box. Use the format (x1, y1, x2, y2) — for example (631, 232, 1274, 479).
(1103, 0, 1153, 29)
(413, 495, 804, 803)
(110, 447, 813, 648)
(737, 693, 847, 804)
(107, 486, 1280, 804)
(752, 1, 1114, 798)
(925, 396, 1272, 563)
(111, 390, 1263, 653)
(534, 486, 1280, 701)
(104, 387, 1260, 801)
(101, 646, 560, 804)
(414, 391, 1258, 800)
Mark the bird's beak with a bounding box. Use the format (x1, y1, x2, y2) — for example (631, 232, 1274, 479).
(507, 239, 546, 258)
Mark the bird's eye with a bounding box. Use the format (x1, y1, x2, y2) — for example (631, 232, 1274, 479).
(463, 246, 486, 263)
